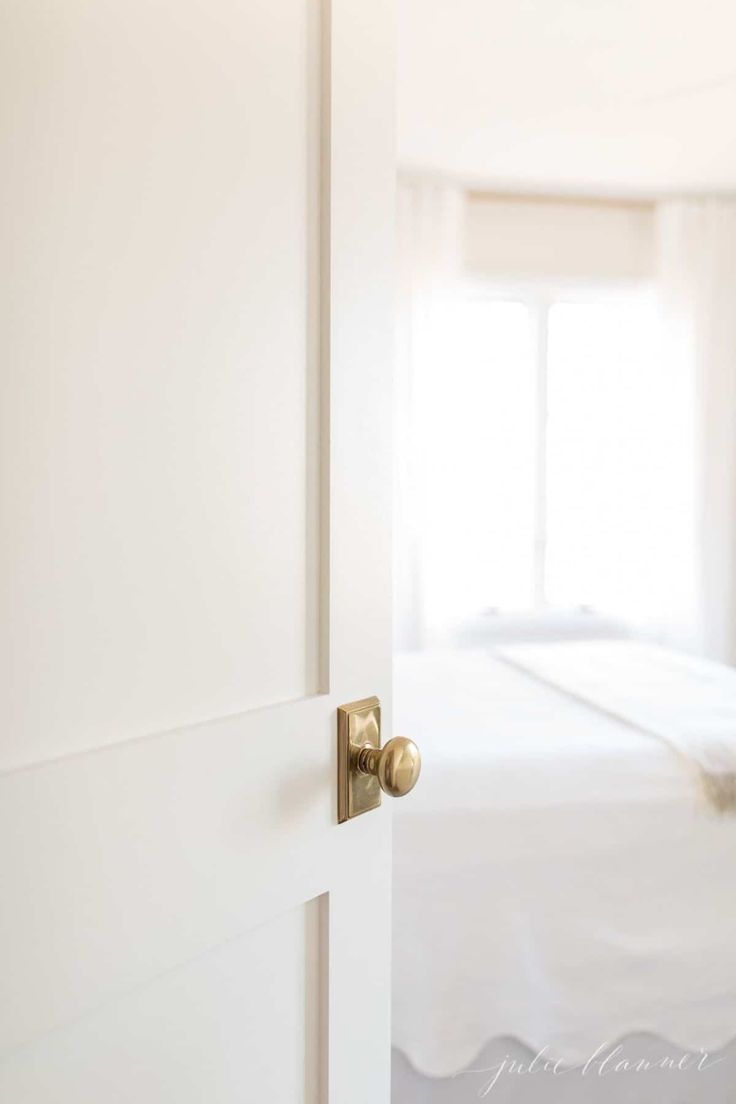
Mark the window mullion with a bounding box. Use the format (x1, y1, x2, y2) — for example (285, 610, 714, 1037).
(533, 301, 549, 609)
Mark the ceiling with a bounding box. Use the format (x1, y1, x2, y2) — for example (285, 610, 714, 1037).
(397, 0, 736, 195)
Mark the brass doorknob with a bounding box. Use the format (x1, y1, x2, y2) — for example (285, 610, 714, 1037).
(356, 737, 421, 798)
(337, 697, 422, 822)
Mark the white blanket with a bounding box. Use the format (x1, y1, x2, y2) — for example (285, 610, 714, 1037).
(499, 640, 736, 812)
(392, 649, 736, 1078)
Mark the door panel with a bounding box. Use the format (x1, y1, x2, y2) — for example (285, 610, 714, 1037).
(0, 899, 325, 1103)
(1, 0, 322, 770)
(0, 0, 394, 1100)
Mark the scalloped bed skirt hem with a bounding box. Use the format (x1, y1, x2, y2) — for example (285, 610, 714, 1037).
(392, 1033, 736, 1103)
(392, 1027, 736, 1081)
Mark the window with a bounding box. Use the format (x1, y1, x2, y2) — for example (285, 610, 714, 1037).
(545, 298, 663, 617)
(415, 284, 671, 638)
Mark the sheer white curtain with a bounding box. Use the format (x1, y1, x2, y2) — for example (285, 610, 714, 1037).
(394, 178, 465, 650)
(395, 190, 736, 662)
(657, 199, 736, 664)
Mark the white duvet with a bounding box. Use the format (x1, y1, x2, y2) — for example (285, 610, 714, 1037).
(500, 640, 736, 813)
(392, 648, 736, 1077)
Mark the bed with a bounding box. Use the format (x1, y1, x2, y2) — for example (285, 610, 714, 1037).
(391, 646, 736, 1101)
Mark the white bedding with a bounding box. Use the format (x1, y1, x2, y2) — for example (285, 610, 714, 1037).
(392, 649, 736, 1078)
(500, 640, 736, 811)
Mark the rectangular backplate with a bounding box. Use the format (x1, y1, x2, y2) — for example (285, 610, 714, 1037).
(337, 696, 381, 823)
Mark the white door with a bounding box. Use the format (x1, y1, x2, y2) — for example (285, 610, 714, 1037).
(0, 2, 395, 1100)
